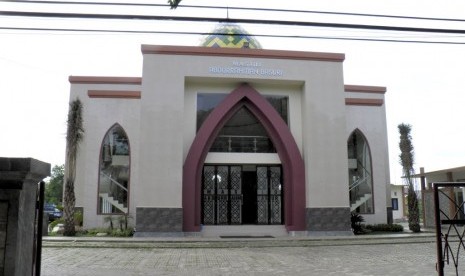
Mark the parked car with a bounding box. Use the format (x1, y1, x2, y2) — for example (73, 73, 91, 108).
(44, 203, 63, 221)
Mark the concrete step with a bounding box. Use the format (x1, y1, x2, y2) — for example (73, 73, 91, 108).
(201, 225, 288, 237)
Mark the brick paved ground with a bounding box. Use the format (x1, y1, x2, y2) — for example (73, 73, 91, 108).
(41, 238, 462, 276)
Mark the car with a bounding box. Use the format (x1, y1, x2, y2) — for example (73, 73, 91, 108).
(44, 203, 63, 221)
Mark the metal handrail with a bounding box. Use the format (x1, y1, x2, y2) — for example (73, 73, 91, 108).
(217, 135, 269, 139)
(349, 175, 369, 191)
(356, 159, 371, 176)
(212, 135, 274, 153)
(101, 172, 128, 192)
(349, 158, 372, 191)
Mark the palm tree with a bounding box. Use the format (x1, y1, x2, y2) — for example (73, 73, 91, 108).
(63, 99, 84, 236)
(398, 123, 421, 232)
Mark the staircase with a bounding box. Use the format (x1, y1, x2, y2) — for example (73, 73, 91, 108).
(350, 193, 372, 212)
(99, 193, 128, 213)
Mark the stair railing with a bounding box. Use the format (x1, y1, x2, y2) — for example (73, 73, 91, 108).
(349, 159, 373, 209)
(100, 172, 128, 209)
(349, 175, 369, 191)
(101, 172, 128, 192)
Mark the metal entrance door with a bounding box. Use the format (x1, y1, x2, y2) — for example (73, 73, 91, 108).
(257, 166, 283, 224)
(201, 165, 283, 225)
(202, 165, 242, 225)
(433, 182, 465, 276)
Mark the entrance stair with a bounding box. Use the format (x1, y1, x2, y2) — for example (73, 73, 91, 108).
(99, 193, 128, 213)
(350, 193, 372, 212)
(201, 225, 288, 237)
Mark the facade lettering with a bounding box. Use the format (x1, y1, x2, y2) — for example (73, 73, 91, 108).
(209, 61, 283, 77)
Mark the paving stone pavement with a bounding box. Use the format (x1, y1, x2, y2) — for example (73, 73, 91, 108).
(41, 237, 464, 276)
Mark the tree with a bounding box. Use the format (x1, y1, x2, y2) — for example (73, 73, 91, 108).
(45, 165, 64, 205)
(398, 123, 421, 232)
(168, 0, 182, 9)
(63, 99, 84, 236)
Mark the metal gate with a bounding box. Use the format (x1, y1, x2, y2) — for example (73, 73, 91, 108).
(256, 166, 283, 224)
(201, 165, 283, 225)
(202, 165, 242, 225)
(434, 182, 465, 276)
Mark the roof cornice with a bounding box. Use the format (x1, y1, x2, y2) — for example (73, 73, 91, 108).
(141, 45, 345, 62)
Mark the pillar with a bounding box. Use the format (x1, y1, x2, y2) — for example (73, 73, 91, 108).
(0, 158, 50, 276)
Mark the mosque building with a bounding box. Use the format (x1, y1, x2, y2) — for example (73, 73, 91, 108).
(67, 24, 391, 236)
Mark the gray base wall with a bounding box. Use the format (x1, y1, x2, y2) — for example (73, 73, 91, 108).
(135, 207, 182, 233)
(306, 207, 351, 232)
(135, 207, 355, 235)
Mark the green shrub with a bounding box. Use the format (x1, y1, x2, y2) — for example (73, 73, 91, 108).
(80, 228, 108, 236)
(110, 228, 134, 237)
(365, 223, 404, 232)
(76, 227, 134, 237)
(103, 214, 132, 232)
(49, 217, 64, 231)
(74, 211, 83, 226)
(351, 213, 365, 235)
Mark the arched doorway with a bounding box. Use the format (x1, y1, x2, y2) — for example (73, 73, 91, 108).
(183, 84, 305, 232)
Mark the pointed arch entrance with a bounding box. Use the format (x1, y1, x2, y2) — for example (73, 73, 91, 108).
(183, 84, 306, 232)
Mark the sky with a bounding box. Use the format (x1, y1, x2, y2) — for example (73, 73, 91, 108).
(1, 0, 465, 184)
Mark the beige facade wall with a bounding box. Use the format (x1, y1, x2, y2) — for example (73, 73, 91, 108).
(68, 45, 391, 230)
(137, 55, 185, 208)
(345, 89, 390, 224)
(391, 185, 405, 221)
(70, 81, 141, 228)
(300, 62, 348, 208)
(141, 51, 351, 211)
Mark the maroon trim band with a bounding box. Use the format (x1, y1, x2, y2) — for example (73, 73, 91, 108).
(69, 76, 142, 84)
(344, 85, 386, 94)
(345, 98, 384, 106)
(88, 90, 141, 99)
(142, 45, 345, 62)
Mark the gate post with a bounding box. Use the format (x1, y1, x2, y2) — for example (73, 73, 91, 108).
(0, 158, 50, 276)
(433, 182, 465, 276)
(433, 184, 444, 276)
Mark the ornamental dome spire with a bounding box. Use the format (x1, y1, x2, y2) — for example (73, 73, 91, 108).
(201, 23, 262, 49)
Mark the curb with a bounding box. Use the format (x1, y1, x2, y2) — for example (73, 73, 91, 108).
(43, 232, 437, 249)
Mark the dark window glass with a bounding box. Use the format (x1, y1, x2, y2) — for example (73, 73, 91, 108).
(196, 93, 288, 131)
(392, 198, 399, 210)
(98, 125, 129, 214)
(347, 130, 374, 214)
(210, 107, 275, 153)
(265, 95, 288, 125)
(197, 93, 227, 132)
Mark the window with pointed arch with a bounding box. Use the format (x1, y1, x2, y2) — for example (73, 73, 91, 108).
(197, 93, 288, 153)
(98, 124, 130, 214)
(347, 130, 374, 214)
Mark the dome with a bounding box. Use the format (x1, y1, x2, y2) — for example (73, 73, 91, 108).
(201, 24, 262, 49)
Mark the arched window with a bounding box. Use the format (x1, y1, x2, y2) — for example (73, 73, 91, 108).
(197, 93, 288, 153)
(98, 124, 130, 214)
(210, 106, 276, 153)
(347, 130, 374, 213)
